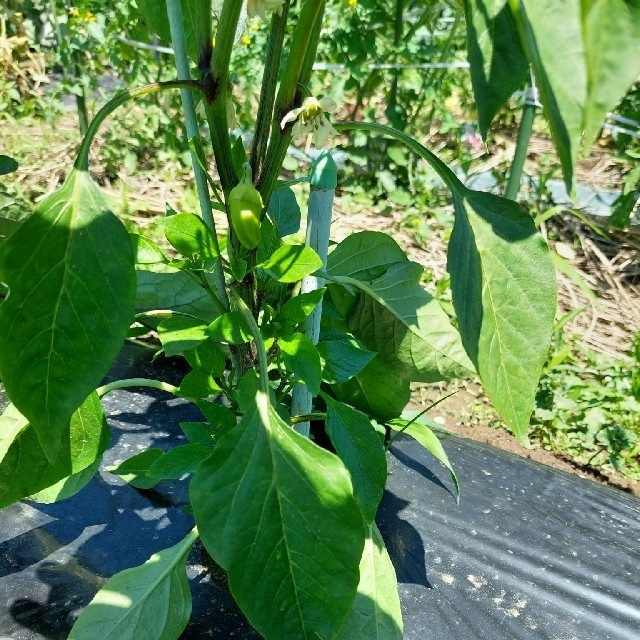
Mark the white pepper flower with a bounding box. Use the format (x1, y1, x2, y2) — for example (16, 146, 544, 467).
(280, 96, 338, 147)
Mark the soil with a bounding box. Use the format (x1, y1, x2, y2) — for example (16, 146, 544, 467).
(410, 382, 640, 499)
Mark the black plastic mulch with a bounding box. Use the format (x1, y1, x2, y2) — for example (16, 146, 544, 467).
(1, 343, 638, 639)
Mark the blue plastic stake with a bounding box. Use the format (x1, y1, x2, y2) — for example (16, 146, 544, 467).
(291, 151, 337, 436)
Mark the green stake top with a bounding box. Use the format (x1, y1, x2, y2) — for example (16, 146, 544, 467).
(309, 150, 337, 189)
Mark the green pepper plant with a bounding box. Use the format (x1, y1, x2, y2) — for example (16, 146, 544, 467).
(1, 1, 639, 638)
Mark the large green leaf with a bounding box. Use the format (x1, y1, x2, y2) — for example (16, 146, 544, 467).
(581, 0, 640, 149)
(0, 393, 110, 508)
(464, 0, 529, 137)
(0, 170, 135, 461)
(448, 188, 557, 443)
(324, 395, 387, 523)
(508, 0, 587, 193)
(335, 523, 403, 640)
(190, 390, 364, 640)
(68, 528, 196, 640)
(329, 259, 475, 383)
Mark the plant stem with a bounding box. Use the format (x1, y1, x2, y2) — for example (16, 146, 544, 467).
(166, 0, 229, 312)
(74, 80, 202, 171)
(96, 378, 180, 398)
(206, 0, 244, 196)
(334, 120, 464, 194)
(505, 77, 539, 200)
(250, 2, 290, 179)
(257, 0, 326, 202)
(228, 289, 269, 395)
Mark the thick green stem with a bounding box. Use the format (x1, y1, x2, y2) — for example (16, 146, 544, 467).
(207, 0, 244, 196)
(228, 289, 269, 395)
(74, 80, 202, 171)
(334, 121, 464, 194)
(166, 0, 229, 312)
(96, 378, 180, 398)
(250, 2, 290, 179)
(257, 0, 326, 202)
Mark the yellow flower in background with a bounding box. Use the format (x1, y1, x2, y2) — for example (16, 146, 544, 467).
(241, 34, 251, 46)
(348, 0, 358, 7)
(68, 7, 79, 17)
(247, 0, 285, 19)
(281, 96, 338, 148)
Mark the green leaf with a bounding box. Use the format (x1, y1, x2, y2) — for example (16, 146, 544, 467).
(29, 456, 102, 504)
(0, 393, 110, 509)
(157, 315, 209, 357)
(330, 261, 475, 383)
(178, 369, 221, 398)
(389, 416, 459, 498)
(448, 188, 557, 443)
(108, 449, 163, 489)
(464, 0, 529, 137)
(180, 421, 218, 445)
(581, 0, 640, 150)
(318, 338, 377, 384)
(256, 245, 323, 283)
(129, 233, 167, 265)
(0, 170, 135, 461)
(279, 333, 322, 396)
(324, 395, 387, 523)
(195, 399, 237, 433)
(267, 186, 301, 237)
(508, 0, 587, 193)
(327, 231, 408, 281)
(280, 288, 326, 328)
(135, 267, 218, 320)
(332, 357, 411, 423)
(68, 528, 196, 640)
(335, 523, 403, 640)
(190, 390, 365, 639)
(163, 212, 219, 262)
(0, 155, 18, 176)
(208, 310, 252, 344)
(147, 444, 212, 479)
(183, 338, 226, 374)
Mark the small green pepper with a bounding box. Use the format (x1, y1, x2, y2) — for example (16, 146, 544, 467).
(228, 163, 263, 250)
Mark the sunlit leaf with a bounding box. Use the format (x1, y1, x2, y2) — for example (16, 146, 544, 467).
(190, 390, 364, 639)
(449, 188, 557, 443)
(163, 212, 219, 262)
(0, 393, 110, 508)
(335, 523, 403, 640)
(68, 529, 196, 640)
(257, 245, 323, 283)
